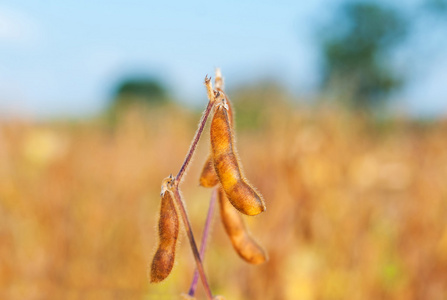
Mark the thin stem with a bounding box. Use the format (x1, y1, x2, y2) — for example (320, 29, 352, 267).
(188, 187, 218, 296)
(171, 188, 213, 300)
(170, 76, 220, 299)
(176, 77, 217, 184)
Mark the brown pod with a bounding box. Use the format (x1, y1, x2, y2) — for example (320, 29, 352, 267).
(218, 187, 268, 264)
(150, 189, 179, 283)
(210, 101, 266, 216)
(217, 91, 234, 125)
(199, 94, 233, 188)
(199, 156, 220, 187)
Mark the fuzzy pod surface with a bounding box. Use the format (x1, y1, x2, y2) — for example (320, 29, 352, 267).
(218, 187, 268, 264)
(150, 190, 179, 282)
(199, 94, 233, 188)
(210, 102, 266, 216)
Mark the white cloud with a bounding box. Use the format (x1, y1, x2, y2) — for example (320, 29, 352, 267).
(0, 6, 42, 46)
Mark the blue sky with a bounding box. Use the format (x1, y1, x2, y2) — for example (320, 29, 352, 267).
(0, 0, 446, 118)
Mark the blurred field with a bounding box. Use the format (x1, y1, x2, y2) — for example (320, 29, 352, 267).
(1, 103, 447, 300)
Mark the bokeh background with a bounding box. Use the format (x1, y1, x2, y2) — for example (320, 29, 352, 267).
(1, 1, 447, 299)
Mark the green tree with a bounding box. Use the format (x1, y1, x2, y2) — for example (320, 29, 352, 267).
(111, 76, 170, 111)
(319, 1, 408, 109)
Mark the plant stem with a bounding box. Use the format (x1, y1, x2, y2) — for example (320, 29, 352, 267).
(188, 187, 218, 296)
(176, 78, 217, 184)
(169, 77, 218, 299)
(171, 188, 213, 300)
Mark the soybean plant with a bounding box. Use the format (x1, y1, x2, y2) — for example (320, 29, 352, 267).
(149, 70, 267, 300)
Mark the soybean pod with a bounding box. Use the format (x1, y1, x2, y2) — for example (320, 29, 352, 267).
(199, 156, 220, 187)
(150, 180, 179, 282)
(210, 99, 266, 216)
(199, 91, 234, 188)
(218, 187, 267, 264)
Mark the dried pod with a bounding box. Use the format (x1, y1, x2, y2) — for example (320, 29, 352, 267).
(199, 93, 233, 188)
(199, 156, 220, 187)
(150, 184, 179, 283)
(210, 100, 266, 216)
(218, 187, 268, 264)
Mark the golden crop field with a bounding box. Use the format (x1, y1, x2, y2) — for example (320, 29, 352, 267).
(1, 103, 447, 300)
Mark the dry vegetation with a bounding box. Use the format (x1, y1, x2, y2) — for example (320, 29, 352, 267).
(1, 102, 447, 299)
